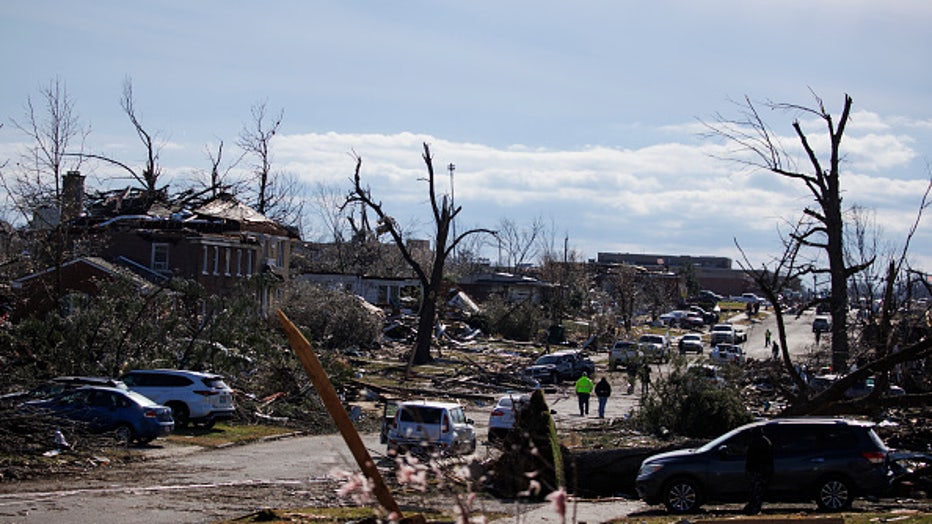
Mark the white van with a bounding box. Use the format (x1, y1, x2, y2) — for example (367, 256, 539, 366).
(386, 400, 476, 456)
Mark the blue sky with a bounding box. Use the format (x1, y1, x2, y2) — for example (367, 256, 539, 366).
(3, 1, 932, 273)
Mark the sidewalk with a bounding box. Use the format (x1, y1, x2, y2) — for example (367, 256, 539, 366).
(489, 496, 645, 524)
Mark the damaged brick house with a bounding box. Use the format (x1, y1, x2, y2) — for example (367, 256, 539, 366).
(12, 171, 300, 318)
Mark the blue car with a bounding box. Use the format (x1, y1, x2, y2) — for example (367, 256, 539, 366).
(26, 386, 174, 445)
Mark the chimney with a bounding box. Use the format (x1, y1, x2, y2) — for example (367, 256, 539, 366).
(62, 171, 85, 222)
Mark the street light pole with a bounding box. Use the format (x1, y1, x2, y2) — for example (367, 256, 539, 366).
(448, 162, 456, 260)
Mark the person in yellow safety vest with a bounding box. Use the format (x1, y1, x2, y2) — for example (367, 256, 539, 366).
(575, 372, 594, 416)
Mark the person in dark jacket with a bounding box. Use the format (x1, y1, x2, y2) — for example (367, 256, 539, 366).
(594, 377, 612, 418)
(744, 426, 774, 515)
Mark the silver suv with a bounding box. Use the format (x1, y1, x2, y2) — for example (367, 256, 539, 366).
(386, 400, 476, 456)
(121, 369, 235, 428)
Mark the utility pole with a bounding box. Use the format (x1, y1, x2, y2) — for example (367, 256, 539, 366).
(448, 162, 456, 261)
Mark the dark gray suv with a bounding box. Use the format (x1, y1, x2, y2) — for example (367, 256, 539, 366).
(636, 418, 893, 513)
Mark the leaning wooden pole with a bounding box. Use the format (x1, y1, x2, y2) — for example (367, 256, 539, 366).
(276, 309, 416, 522)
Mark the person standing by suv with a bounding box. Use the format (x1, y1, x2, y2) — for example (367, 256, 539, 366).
(575, 372, 593, 416)
(744, 426, 774, 515)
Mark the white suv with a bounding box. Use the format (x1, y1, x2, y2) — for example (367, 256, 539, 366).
(121, 369, 235, 428)
(386, 400, 476, 456)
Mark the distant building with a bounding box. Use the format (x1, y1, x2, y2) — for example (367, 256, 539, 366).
(596, 252, 756, 297)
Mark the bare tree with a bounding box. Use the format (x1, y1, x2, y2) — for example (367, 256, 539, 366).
(6, 77, 88, 226)
(606, 264, 644, 334)
(312, 181, 350, 243)
(706, 92, 869, 371)
(200, 140, 245, 199)
(496, 216, 544, 273)
(120, 78, 162, 199)
(4, 78, 89, 297)
(71, 78, 166, 206)
(236, 101, 306, 231)
(718, 93, 932, 415)
(346, 143, 495, 368)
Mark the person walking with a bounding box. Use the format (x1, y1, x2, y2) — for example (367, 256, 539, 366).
(626, 364, 637, 394)
(575, 372, 594, 416)
(744, 426, 774, 515)
(771, 340, 779, 360)
(639, 364, 652, 396)
(764, 328, 772, 348)
(594, 377, 612, 418)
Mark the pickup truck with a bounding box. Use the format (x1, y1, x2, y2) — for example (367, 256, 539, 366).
(637, 334, 670, 363)
(523, 349, 595, 384)
(709, 323, 747, 346)
(609, 340, 642, 370)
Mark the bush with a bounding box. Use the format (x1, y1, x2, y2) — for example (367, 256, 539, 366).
(635, 357, 752, 439)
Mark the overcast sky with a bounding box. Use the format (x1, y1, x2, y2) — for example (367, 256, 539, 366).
(3, 1, 932, 274)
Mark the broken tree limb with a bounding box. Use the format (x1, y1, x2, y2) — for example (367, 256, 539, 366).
(276, 309, 421, 523)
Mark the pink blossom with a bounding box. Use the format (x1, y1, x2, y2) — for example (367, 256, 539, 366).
(546, 488, 568, 519)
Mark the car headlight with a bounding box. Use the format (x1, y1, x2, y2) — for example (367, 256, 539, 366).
(637, 462, 664, 477)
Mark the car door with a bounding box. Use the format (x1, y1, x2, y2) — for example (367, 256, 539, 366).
(703, 429, 753, 501)
(767, 425, 822, 498)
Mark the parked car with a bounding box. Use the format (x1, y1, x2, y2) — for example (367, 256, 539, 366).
(677, 334, 704, 354)
(636, 418, 894, 513)
(808, 374, 906, 399)
(120, 369, 235, 428)
(488, 393, 531, 444)
(609, 341, 642, 370)
(1, 376, 128, 407)
(813, 315, 832, 333)
(709, 323, 736, 346)
(710, 344, 745, 365)
(686, 363, 725, 387)
(385, 400, 476, 456)
(25, 386, 174, 445)
(638, 334, 670, 363)
(659, 310, 690, 327)
(709, 322, 747, 345)
(689, 304, 720, 325)
(682, 312, 705, 329)
(523, 350, 595, 383)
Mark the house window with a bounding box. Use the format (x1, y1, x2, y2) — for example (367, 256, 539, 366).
(152, 243, 169, 271)
(202, 246, 209, 275)
(236, 249, 243, 276)
(225, 247, 231, 276)
(246, 250, 253, 276)
(213, 246, 220, 275)
(276, 239, 285, 267)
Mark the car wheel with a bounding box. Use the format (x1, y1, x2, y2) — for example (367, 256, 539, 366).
(113, 424, 135, 447)
(815, 476, 853, 511)
(168, 402, 190, 428)
(663, 477, 702, 514)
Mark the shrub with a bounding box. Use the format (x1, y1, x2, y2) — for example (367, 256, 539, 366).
(635, 357, 752, 439)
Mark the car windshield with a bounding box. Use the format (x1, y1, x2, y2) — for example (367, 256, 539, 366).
(535, 355, 559, 365)
(696, 424, 752, 453)
(639, 335, 662, 343)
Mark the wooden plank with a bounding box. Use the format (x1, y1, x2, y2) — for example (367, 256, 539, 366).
(277, 309, 423, 523)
